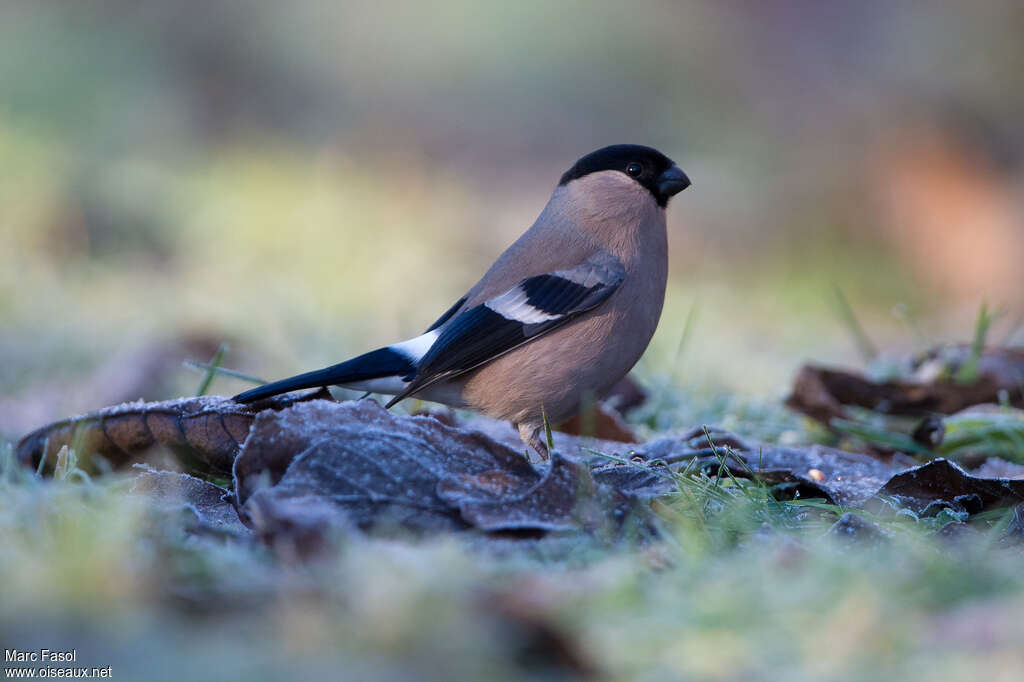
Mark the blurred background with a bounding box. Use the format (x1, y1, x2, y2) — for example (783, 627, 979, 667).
(3, 0, 1024, 439)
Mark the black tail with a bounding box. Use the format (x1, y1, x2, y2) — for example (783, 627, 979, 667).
(233, 347, 414, 403)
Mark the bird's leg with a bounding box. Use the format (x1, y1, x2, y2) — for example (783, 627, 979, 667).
(516, 422, 549, 460)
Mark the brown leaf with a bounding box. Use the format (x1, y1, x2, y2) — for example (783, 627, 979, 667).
(629, 428, 899, 506)
(235, 400, 542, 533)
(871, 458, 1024, 516)
(25, 386, 1024, 546)
(603, 374, 648, 414)
(444, 453, 598, 533)
(130, 467, 251, 539)
(786, 347, 1024, 424)
(16, 391, 327, 476)
(556, 403, 638, 443)
(827, 512, 889, 544)
(234, 400, 662, 538)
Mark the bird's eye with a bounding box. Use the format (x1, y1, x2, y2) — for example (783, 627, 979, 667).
(626, 162, 643, 177)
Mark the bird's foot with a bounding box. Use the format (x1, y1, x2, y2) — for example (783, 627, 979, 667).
(517, 422, 550, 461)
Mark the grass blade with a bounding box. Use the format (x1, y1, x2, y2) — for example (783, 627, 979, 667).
(194, 343, 229, 396)
(831, 284, 877, 364)
(955, 302, 995, 385)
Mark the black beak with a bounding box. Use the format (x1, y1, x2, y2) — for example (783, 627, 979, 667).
(658, 165, 691, 197)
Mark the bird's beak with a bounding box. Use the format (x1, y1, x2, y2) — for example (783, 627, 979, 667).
(658, 165, 691, 197)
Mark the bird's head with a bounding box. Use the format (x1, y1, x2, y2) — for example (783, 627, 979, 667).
(559, 144, 690, 209)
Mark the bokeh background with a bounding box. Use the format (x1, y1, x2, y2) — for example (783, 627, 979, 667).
(5, 4, 1024, 681)
(3, 0, 1024, 439)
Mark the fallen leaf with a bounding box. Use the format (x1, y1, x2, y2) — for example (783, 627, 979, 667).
(630, 434, 900, 507)
(234, 400, 663, 539)
(16, 390, 329, 476)
(872, 458, 1024, 516)
(130, 466, 251, 539)
(786, 346, 1024, 424)
(20, 390, 1024, 549)
(556, 403, 638, 443)
(827, 512, 889, 544)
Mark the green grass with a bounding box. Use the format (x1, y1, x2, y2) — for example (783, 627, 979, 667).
(827, 405, 1024, 465)
(955, 303, 996, 385)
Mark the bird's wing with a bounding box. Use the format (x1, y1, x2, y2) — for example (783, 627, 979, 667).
(387, 251, 625, 406)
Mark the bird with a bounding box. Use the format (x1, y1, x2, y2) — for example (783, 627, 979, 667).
(234, 144, 690, 457)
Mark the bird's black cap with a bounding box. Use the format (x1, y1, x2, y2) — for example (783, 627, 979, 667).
(559, 144, 690, 207)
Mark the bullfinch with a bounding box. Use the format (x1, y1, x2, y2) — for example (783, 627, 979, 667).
(234, 144, 690, 456)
